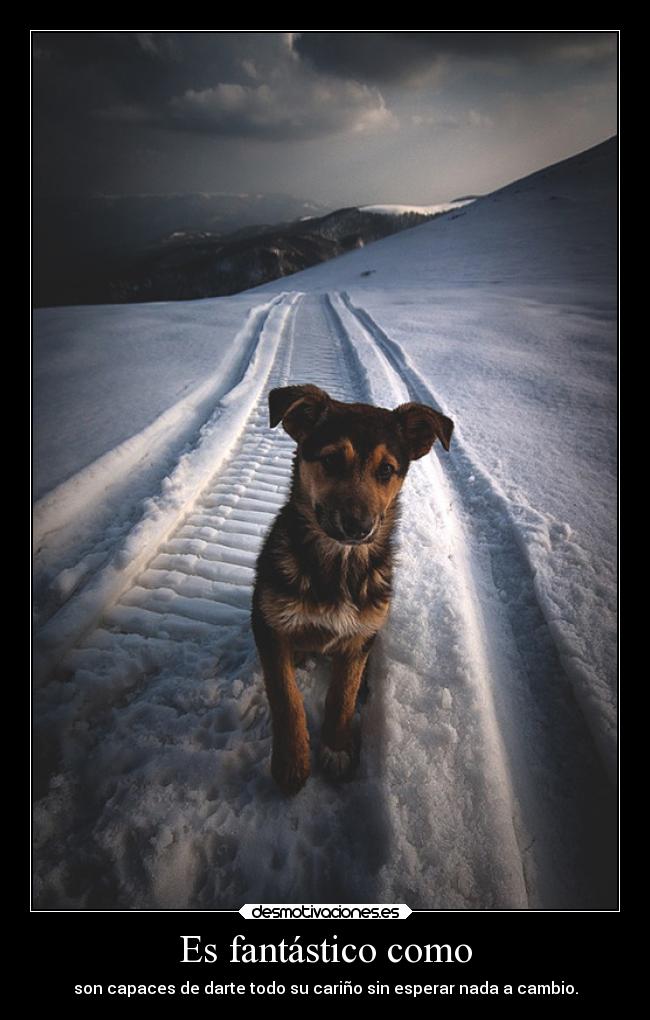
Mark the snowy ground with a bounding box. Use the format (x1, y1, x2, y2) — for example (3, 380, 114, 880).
(33, 138, 617, 910)
(360, 201, 474, 216)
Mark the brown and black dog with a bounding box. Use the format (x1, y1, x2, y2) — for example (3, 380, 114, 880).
(252, 383, 453, 795)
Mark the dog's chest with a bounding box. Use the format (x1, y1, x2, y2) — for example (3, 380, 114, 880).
(294, 596, 370, 638)
(266, 594, 387, 655)
(263, 586, 375, 638)
(260, 551, 389, 647)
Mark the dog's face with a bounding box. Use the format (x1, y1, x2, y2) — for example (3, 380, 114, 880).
(269, 384, 453, 545)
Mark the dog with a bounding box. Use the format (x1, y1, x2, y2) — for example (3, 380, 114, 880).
(252, 383, 453, 794)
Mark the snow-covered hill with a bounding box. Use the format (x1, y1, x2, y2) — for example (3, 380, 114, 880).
(360, 201, 473, 216)
(33, 137, 617, 910)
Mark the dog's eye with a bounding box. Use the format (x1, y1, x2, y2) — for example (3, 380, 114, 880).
(320, 452, 342, 473)
(377, 461, 395, 482)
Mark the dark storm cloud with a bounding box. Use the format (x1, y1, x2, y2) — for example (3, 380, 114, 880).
(293, 31, 617, 84)
(34, 31, 393, 145)
(35, 32, 232, 119)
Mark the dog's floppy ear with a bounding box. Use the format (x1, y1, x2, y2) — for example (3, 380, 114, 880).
(394, 402, 454, 459)
(269, 384, 331, 442)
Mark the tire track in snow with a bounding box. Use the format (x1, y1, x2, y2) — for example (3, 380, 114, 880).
(326, 293, 529, 908)
(34, 294, 293, 630)
(35, 292, 299, 686)
(339, 291, 617, 777)
(334, 291, 616, 908)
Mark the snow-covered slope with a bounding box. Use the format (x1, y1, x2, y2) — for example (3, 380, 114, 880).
(360, 201, 474, 216)
(276, 137, 616, 292)
(33, 137, 617, 910)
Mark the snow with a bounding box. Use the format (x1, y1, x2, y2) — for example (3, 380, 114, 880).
(33, 137, 617, 910)
(360, 201, 475, 216)
(34, 294, 282, 630)
(34, 294, 260, 500)
(35, 293, 300, 682)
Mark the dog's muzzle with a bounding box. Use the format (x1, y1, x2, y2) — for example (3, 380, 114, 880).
(315, 503, 377, 545)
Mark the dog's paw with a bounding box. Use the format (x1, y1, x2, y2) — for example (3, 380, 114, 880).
(271, 746, 311, 796)
(320, 743, 354, 781)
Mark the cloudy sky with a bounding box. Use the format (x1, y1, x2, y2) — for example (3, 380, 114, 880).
(33, 31, 618, 208)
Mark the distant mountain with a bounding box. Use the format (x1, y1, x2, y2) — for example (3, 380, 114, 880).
(35, 202, 454, 307)
(34, 192, 329, 307)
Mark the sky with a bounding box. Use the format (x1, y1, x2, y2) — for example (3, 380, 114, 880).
(33, 30, 618, 208)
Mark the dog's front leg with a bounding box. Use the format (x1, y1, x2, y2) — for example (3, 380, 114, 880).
(253, 609, 310, 795)
(320, 637, 372, 780)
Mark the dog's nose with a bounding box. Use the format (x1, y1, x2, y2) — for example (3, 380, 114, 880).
(339, 511, 374, 542)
